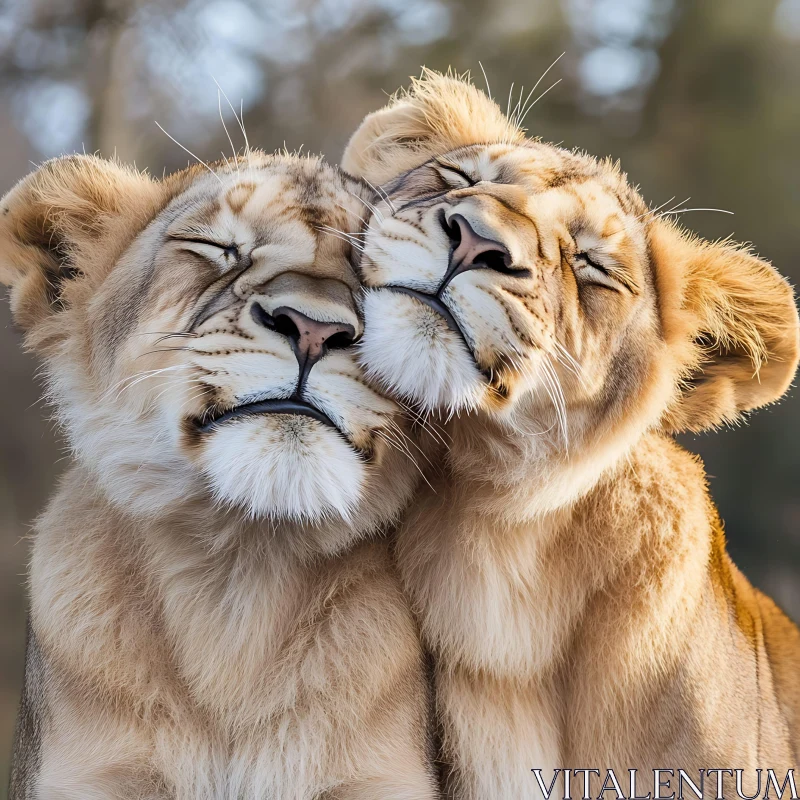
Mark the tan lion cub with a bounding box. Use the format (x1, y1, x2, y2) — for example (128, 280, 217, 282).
(342, 72, 800, 798)
(2, 152, 437, 799)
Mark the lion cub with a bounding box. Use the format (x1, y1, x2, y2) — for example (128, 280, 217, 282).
(2, 153, 436, 799)
(343, 72, 800, 798)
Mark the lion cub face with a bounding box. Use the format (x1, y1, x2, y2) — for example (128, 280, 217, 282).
(345, 75, 798, 465)
(0, 153, 415, 534)
(358, 143, 653, 431)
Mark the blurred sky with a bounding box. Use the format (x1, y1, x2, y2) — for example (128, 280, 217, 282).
(1, 0, 799, 791)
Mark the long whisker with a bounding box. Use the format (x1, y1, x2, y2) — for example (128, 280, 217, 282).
(239, 100, 250, 155)
(317, 225, 366, 248)
(104, 364, 189, 402)
(635, 195, 676, 221)
(217, 88, 240, 177)
(101, 366, 183, 400)
(136, 346, 192, 359)
(348, 191, 384, 224)
(516, 52, 565, 127)
(533, 357, 568, 449)
(396, 399, 450, 446)
(518, 79, 562, 127)
(212, 77, 250, 155)
(478, 60, 493, 100)
(639, 196, 691, 221)
(363, 178, 397, 214)
(656, 207, 734, 220)
(153, 332, 197, 346)
(376, 428, 435, 492)
(319, 222, 366, 239)
(316, 226, 365, 252)
(544, 359, 569, 448)
(154, 122, 222, 185)
(552, 341, 586, 388)
(386, 418, 433, 467)
(148, 376, 211, 407)
(334, 202, 370, 229)
(132, 331, 197, 338)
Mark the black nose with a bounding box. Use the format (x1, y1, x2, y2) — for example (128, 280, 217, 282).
(251, 303, 356, 392)
(438, 213, 515, 293)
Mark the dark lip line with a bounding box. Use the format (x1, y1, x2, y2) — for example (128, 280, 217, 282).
(196, 398, 338, 433)
(194, 398, 376, 461)
(383, 285, 492, 384)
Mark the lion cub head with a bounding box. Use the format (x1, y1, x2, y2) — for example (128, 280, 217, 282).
(343, 72, 799, 496)
(0, 153, 416, 545)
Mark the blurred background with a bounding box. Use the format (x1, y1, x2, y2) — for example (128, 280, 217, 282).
(0, 0, 799, 790)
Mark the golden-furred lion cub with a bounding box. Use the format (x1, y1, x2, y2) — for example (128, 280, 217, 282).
(1, 152, 438, 799)
(342, 72, 800, 797)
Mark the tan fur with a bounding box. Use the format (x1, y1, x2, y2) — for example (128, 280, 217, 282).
(343, 73, 800, 797)
(2, 153, 437, 799)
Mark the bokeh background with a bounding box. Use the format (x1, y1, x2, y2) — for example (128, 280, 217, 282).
(1, 0, 799, 790)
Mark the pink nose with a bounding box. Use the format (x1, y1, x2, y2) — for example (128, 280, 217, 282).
(438, 214, 513, 293)
(270, 306, 355, 365)
(250, 302, 356, 387)
(448, 214, 511, 271)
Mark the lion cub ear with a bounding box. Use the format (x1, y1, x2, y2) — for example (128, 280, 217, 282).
(342, 70, 524, 186)
(0, 154, 160, 341)
(651, 219, 799, 432)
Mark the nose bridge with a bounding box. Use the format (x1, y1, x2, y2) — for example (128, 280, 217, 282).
(442, 190, 544, 272)
(444, 194, 506, 244)
(247, 271, 361, 397)
(247, 271, 362, 338)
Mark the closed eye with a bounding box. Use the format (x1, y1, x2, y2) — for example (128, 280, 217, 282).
(434, 160, 476, 188)
(573, 252, 622, 290)
(169, 236, 239, 260)
(576, 252, 608, 273)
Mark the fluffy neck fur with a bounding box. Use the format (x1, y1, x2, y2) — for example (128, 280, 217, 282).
(29, 464, 434, 798)
(400, 407, 718, 684)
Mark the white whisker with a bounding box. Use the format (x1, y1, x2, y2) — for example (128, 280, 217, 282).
(376, 428, 434, 492)
(348, 191, 384, 224)
(516, 52, 565, 127)
(316, 226, 366, 252)
(635, 195, 676, 221)
(334, 202, 370, 230)
(478, 60, 492, 100)
(363, 178, 397, 214)
(154, 123, 222, 185)
(518, 79, 562, 126)
(217, 88, 240, 177)
(212, 77, 250, 155)
(656, 207, 734, 220)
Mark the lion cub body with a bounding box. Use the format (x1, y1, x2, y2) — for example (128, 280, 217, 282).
(18, 468, 430, 799)
(2, 153, 436, 799)
(398, 432, 799, 796)
(343, 71, 800, 798)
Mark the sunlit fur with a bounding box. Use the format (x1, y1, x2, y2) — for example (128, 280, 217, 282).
(1, 153, 436, 799)
(343, 72, 800, 797)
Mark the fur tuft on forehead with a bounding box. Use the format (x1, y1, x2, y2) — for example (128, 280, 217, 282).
(342, 69, 525, 185)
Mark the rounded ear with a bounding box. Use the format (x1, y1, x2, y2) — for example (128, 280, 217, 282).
(0, 154, 160, 340)
(341, 69, 524, 186)
(651, 219, 800, 432)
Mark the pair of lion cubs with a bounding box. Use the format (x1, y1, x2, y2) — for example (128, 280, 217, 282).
(3, 72, 798, 799)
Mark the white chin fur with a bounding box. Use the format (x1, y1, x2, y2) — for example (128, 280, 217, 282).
(201, 415, 364, 522)
(360, 289, 485, 414)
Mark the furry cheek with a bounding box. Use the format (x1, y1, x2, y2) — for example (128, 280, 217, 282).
(359, 289, 486, 414)
(198, 416, 366, 522)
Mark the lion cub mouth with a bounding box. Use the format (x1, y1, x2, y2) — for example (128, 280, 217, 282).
(385, 285, 493, 384)
(195, 397, 338, 434)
